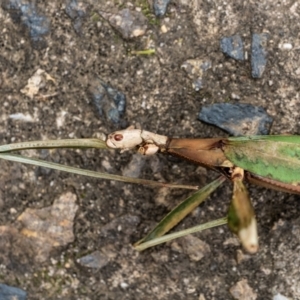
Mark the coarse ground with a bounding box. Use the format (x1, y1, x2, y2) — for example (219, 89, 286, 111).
(0, 1, 300, 299)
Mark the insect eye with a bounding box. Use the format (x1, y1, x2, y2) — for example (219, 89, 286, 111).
(114, 134, 123, 141)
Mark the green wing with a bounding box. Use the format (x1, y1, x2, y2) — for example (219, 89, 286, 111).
(224, 136, 300, 185)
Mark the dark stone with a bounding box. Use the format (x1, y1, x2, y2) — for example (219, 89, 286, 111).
(88, 79, 126, 125)
(153, 0, 171, 17)
(65, 0, 88, 34)
(251, 33, 268, 78)
(78, 251, 110, 269)
(220, 35, 244, 61)
(199, 103, 273, 136)
(2, 0, 50, 49)
(0, 283, 27, 300)
(99, 8, 147, 39)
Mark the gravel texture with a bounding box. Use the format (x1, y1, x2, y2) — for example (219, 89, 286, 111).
(0, 1, 300, 299)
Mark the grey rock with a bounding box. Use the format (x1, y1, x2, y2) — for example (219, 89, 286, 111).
(99, 8, 147, 39)
(2, 0, 50, 48)
(153, 0, 171, 17)
(220, 35, 244, 61)
(199, 103, 273, 136)
(65, 0, 88, 34)
(0, 283, 27, 300)
(88, 78, 126, 125)
(78, 251, 110, 269)
(251, 33, 268, 78)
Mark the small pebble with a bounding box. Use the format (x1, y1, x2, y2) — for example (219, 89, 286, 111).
(251, 33, 268, 78)
(153, 0, 171, 17)
(220, 35, 244, 61)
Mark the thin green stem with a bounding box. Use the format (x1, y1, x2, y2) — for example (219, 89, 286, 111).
(0, 153, 198, 190)
(0, 139, 108, 152)
(135, 217, 228, 251)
